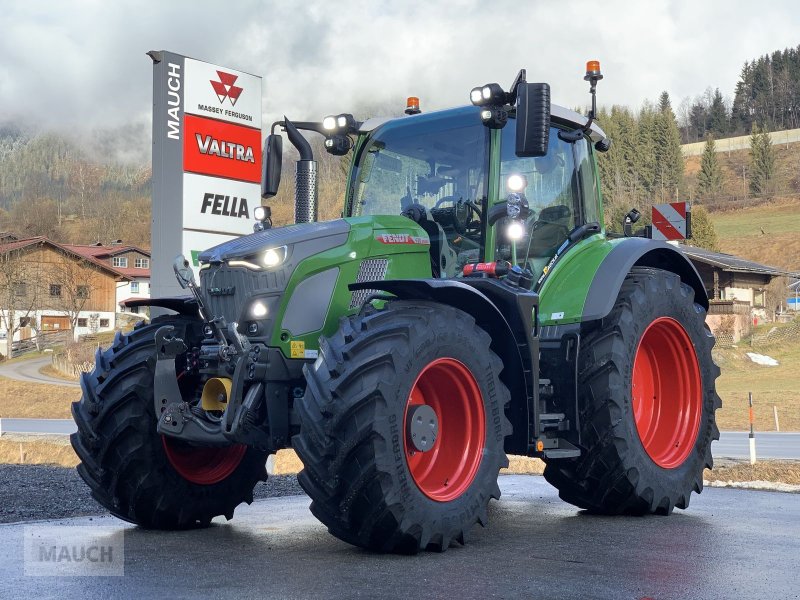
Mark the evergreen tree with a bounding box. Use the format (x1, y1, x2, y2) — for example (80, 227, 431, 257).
(687, 205, 720, 251)
(652, 101, 685, 202)
(749, 125, 776, 196)
(636, 104, 658, 197)
(696, 136, 723, 198)
(658, 91, 672, 114)
(707, 89, 729, 137)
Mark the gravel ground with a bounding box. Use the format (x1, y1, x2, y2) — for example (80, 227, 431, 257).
(0, 465, 305, 524)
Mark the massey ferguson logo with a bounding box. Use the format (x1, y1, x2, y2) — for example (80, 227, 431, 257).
(196, 134, 255, 163)
(210, 71, 243, 106)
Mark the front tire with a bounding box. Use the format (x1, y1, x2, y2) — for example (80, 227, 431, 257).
(70, 317, 269, 529)
(544, 267, 721, 515)
(294, 301, 511, 553)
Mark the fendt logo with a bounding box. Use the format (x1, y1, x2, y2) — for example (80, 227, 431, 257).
(210, 71, 243, 106)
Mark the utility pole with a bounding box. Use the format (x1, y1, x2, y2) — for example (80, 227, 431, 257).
(742, 165, 747, 198)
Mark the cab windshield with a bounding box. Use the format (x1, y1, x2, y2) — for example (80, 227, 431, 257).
(349, 109, 489, 262)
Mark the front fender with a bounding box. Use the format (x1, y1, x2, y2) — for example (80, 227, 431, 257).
(348, 278, 535, 455)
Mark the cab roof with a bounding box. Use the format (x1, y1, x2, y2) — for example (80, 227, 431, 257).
(359, 104, 607, 144)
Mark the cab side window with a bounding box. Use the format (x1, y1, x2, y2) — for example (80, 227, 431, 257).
(496, 126, 579, 274)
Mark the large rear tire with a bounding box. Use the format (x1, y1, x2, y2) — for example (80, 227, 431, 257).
(544, 267, 721, 515)
(70, 317, 269, 529)
(294, 301, 511, 553)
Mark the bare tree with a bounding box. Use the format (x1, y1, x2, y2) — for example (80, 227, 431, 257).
(0, 245, 43, 358)
(45, 251, 104, 341)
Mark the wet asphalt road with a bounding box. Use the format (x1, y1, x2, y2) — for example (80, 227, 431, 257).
(0, 475, 797, 600)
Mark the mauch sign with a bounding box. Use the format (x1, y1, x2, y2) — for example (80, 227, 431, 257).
(149, 50, 262, 299)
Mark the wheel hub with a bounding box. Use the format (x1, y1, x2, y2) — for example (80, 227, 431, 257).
(403, 357, 486, 502)
(632, 317, 702, 469)
(407, 404, 439, 452)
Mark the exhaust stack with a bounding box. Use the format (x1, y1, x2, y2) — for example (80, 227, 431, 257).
(284, 117, 318, 224)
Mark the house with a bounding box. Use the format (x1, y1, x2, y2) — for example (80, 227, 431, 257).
(0, 236, 130, 345)
(680, 245, 800, 342)
(680, 245, 799, 308)
(790, 279, 800, 311)
(62, 241, 151, 314)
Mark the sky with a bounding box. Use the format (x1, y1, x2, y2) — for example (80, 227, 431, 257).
(1, 0, 799, 161)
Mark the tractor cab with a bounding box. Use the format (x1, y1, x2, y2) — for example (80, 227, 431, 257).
(345, 103, 607, 281)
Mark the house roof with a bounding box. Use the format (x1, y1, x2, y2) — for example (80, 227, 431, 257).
(63, 243, 150, 279)
(62, 243, 150, 259)
(680, 245, 800, 278)
(114, 267, 150, 278)
(0, 236, 132, 280)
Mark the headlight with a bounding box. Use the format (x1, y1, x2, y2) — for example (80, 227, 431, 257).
(322, 116, 337, 131)
(507, 220, 525, 241)
(251, 301, 269, 318)
(506, 174, 527, 192)
(263, 246, 286, 267)
(228, 245, 289, 270)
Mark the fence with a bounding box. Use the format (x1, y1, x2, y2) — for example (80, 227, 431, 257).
(708, 300, 752, 316)
(751, 319, 800, 347)
(9, 330, 71, 358)
(50, 339, 100, 378)
(681, 127, 800, 156)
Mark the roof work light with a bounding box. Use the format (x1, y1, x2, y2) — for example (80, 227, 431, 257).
(322, 113, 357, 134)
(405, 96, 421, 115)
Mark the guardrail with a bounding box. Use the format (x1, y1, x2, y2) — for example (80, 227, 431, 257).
(0, 418, 77, 436)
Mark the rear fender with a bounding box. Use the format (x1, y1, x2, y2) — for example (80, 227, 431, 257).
(582, 239, 708, 322)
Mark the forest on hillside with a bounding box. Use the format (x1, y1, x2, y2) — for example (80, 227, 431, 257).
(0, 123, 151, 247)
(678, 45, 800, 143)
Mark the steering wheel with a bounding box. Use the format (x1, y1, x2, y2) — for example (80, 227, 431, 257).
(452, 200, 474, 234)
(434, 195, 459, 209)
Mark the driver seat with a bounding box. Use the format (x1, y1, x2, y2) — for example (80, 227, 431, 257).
(401, 203, 443, 277)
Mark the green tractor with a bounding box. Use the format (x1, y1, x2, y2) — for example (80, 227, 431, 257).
(72, 63, 720, 553)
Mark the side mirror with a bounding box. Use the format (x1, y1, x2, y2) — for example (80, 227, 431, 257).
(515, 83, 551, 157)
(172, 255, 197, 290)
(261, 134, 282, 198)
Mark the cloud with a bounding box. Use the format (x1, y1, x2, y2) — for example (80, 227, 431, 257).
(2, 0, 799, 157)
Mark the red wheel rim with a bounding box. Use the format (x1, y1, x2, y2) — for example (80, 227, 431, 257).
(403, 358, 486, 502)
(162, 436, 247, 485)
(632, 317, 702, 469)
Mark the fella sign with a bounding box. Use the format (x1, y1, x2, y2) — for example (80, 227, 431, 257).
(149, 50, 263, 299)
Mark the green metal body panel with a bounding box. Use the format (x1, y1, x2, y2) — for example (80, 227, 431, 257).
(537, 235, 613, 325)
(270, 215, 432, 358)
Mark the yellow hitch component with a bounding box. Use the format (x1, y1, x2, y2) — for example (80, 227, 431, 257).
(201, 377, 233, 412)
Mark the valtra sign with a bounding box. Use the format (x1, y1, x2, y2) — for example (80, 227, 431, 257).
(150, 50, 263, 301)
(184, 114, 261, 183)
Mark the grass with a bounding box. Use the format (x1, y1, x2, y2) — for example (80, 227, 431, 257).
(40, 364, 79, 382)
(0, 435, 78, 467)
(704, 461, 800, 486)
(709, 197, 800, 271)
(0, 376, 79, 419)
(713, 330, 800, 431)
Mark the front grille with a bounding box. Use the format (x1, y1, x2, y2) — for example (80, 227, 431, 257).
(201, 264, 289, 323)
(350, 259, 389, 309)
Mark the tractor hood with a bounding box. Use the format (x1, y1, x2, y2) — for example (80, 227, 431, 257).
(198, 220, 351, 264)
